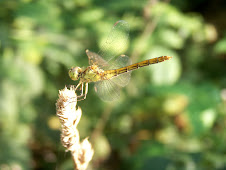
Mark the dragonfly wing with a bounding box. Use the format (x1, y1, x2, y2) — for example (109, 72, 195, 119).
(86, 49, 109, 67)
(94, 80, 120, 102)
(109, 55, 132, 87)
(98, 20, 129, 63)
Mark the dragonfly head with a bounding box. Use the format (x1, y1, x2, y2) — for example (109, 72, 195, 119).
(68, 67, 82, 81)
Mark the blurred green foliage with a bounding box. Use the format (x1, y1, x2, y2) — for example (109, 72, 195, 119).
(0, 0, 225, 169)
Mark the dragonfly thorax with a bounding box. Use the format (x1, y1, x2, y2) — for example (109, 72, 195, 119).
(68, 66, 83, 81)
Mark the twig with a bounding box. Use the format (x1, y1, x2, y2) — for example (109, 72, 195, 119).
(90, 104, 113, 142)
(56, 87, 94, 170)
(131, 0, 171, 61)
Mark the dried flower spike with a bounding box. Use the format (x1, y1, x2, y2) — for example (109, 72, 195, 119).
(56, 86, 94, 170)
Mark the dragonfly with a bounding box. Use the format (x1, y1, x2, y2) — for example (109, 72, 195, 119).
(69, 20, 172, 101)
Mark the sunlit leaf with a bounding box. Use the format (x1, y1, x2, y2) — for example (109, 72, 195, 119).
(214, 37, 226, 54)
(145, 47, 181, 85)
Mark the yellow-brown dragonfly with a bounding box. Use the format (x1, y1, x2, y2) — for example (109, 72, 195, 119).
(69, 21, 172, 101)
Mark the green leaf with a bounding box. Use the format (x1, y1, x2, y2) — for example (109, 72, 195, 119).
(145, 47, 181, 85)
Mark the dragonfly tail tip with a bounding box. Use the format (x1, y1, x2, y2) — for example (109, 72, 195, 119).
(166, 56, 173, 60)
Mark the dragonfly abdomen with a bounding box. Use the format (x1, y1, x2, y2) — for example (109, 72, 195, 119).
(103, 56, 172, 80)
(127, 55, 172, 70)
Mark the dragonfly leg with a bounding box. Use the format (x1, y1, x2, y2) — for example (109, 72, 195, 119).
(75, 82, 81, 90)
(80, 83, 84, 96)
(84, 83, 88, 99)
(73, 82, 84, 100)
(77, 83, 89, 101)
(74, 82, 85, 97)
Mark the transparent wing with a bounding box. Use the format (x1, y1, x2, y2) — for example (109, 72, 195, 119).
(98, 20, 130, 64)
(94, 80, 120, 102)
(89, 21, 131, 101)
(86, 49, 109, 67)
(94, 55, 132, 101)
(108, 55, 132, 87)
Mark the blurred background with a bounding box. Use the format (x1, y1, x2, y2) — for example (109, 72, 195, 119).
(0, 0, 226, 169)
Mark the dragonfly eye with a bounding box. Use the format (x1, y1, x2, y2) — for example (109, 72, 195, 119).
(68, 67, 81, 81)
